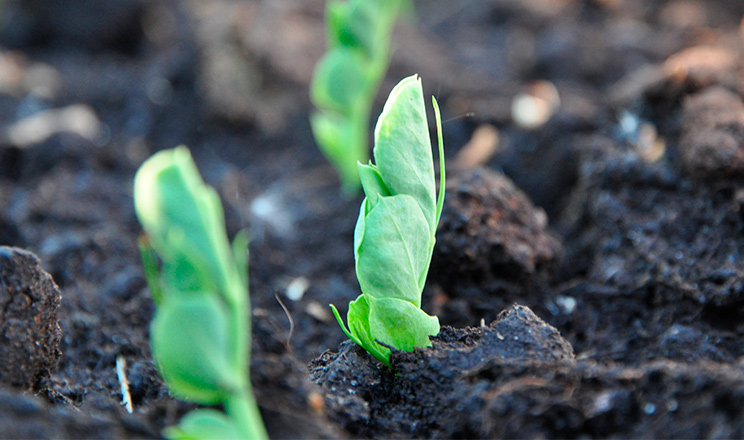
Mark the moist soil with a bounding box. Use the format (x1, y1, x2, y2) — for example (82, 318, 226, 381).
(1, 0, 744, 438)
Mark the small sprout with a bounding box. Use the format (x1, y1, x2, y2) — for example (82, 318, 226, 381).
(310, 0, 408, 194)
(134, 147, 267, 440)
(331, 74, 445, 366)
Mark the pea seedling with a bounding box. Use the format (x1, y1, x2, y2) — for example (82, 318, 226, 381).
(310, 0, 407, 194)
(134, 147, 267, 440)
(331, 74, 445, 366)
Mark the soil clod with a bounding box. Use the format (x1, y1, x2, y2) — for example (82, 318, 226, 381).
(679, 86, 744, 178)
(431, 167, 563, 325)
(0, 246, 62, 390)
(310, 304, 574, 438)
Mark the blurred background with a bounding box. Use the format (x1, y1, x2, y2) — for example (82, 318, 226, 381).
(1, 0, 743, 437)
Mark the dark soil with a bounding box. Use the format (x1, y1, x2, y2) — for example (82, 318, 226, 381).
(311, 305, 744, 438)
(311, 305, 577, 438)
(1, 0, 744, 438)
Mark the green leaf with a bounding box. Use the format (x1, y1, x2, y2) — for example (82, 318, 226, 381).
(310, 111, 361, 193)
(333, 1, 377, 56)
(138, 236, 164, 306)
(367, 295, 439, 352)
(328, 0, 401, 59)
(133, 147, 237, 303)
(373, 75, 437, 234)
(231, 230, 249, 290)
(432, 96, 446, 225)
(330, 304, 357, 343)
(346, 294, 390, 364)
(332, 296, 391, 366)
(325, 0, 347, 49)
(151, 295, 242, 405)
(353, 199, 367, 264)
(357, 162, 390, 207)
(159, 230, 213, 297)
(164, 409, 243, 440)
(355, 194, 430, 305)
(310, 48, 368, 113)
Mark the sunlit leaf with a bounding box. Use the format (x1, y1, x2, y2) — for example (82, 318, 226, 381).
(373, 75, 437, 234)
(356, 194, 430, 305)
(367, 295, 439, 352)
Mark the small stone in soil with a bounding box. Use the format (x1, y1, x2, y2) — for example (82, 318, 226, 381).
(0, 246, 62, 389)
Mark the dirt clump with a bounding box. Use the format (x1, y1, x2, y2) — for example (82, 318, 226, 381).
(678, 86, 744, 178)
(311, 303, 744, 438)
(430, 167, 563, 326)
(0, 246, 62, 389)
(310, 304, 574, 438)
(663, 45, 739, 92)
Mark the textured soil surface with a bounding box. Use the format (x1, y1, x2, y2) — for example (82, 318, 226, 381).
(0, 246, 61, 390)
(1, 0, 744, 438)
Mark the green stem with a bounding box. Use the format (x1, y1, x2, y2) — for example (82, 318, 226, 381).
(226, 387, 268, 440)
(432, 96, 445, 225)
(340, 108, 367, 196)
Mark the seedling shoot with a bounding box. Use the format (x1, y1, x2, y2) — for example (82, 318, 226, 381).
(310, 0, 407, 194)
(134, 147, 267, 440)
(331, 74, 445, 366)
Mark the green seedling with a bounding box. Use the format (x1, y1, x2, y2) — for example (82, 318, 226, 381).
(310, 0, 408, 194)
(331, 74, 445, 366)
(134, 147, 267, 440)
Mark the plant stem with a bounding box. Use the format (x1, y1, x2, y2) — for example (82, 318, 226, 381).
(226, 387, 268, 440)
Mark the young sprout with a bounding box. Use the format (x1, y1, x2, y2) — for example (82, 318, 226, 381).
(331, 74, 445, 366)
(310, 0, 407, 194)
(134, 147, 267, 440)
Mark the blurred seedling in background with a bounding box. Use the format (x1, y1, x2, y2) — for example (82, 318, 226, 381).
(134, 147, 267, 440)
(310, 0, 408, 195)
